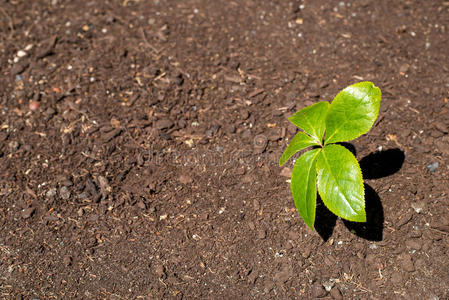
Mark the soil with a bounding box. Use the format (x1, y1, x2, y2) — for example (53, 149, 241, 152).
(1, 0, 448, 299)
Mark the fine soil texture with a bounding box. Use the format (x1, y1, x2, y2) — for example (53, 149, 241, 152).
(1, 0, 448, 299)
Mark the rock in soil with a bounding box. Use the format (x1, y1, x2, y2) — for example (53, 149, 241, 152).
(21, 207, 35, 219)
(59, 186, 71, 200)
(330, 287, 343, 300)
(311, 283, 327, 298)
(63, 256, 73, 266)
(391, 272, 403, 285)
(155, 118, 174, 130)
(398, 253, 415, 272)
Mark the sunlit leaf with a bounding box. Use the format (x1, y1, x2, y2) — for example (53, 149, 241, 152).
(289, 101, 329, 144)
(291, 149, 321, 230)
(279, 132, 318, 166)
(325, 82, 381, 145)
(316, 144, 366, 222)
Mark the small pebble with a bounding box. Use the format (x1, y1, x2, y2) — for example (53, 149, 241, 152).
(411, 201, 426, 214)
(63, 256, 73, 266)
(59, 186, 71, 200)
(29, 101, 40, 111)
(427, 162, 439, 172)
(46, 188, 57, 198)
(17, 50, 27, 58)
(77, 208, 84, 216)
(21, 207, 35, 219)
(322, 280, 334, 292)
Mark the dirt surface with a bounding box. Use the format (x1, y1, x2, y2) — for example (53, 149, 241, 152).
(1, 0, 448, 299)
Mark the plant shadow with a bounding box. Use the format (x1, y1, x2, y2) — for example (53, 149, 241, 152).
(359, 148, 405, 179)
(314, 195, 337, 241)
(314, 146, 405, 241)
(343, 184, 383, 241)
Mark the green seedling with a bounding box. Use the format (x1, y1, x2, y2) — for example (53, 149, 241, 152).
(279, 82, 381, 230)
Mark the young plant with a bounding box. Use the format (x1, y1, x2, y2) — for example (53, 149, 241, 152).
(279, 82, 381, 230)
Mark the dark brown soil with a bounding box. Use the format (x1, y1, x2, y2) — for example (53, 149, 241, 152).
(1, 0, 448, 299)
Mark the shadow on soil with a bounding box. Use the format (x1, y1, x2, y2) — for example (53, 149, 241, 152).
(315, 147, 405, 241)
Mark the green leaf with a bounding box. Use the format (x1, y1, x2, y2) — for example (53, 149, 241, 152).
(291, 148, 321, 230)
(325, 82, 381, 145)
(316, 144, 366, 222)
(289, 101, 329, 144)
(279, 132, 318, 166)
